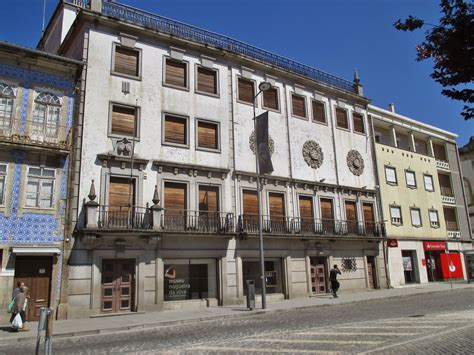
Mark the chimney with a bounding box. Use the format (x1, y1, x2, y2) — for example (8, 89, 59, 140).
(389, 103, 395, 113)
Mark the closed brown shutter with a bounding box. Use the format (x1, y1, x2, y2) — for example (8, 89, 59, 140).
(197, 121, 218, 149)
(165, 115, 187, 145)
(292, 94, 306, 118)
(299, 196, 313, 219)
(109, 177, 134, 211)
(197, 67, 217, 94)
(320, 198, 334, 220)
(111, 105, 136, 136)
(263, 88, 279, 110)
(345, 201, 357, 221)
(438, 173, 451, 189)
(353, 112, 365, 133)
(199, 185, 219, 212)
(363, 203, 374, 223)
(336, 108, 348, 129)
(242, 190, 258, 215)
(164, 182, 186, 210)
(269, 193, 285, 217)
(114, 47, 139, 77)
(433, 143, 447, 161)
(165, 59, 187, 88)
(238, 78, 254, 103)
(312, 100, 326, 123)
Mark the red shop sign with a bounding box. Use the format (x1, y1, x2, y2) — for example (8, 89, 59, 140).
(440, 253, 464, 279)
(423, 241, 446, 251)
(387, 239, 398, 248)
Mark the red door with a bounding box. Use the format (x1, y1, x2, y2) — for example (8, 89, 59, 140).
(310, 257, 328, 294)
(101, 259, 135, 314)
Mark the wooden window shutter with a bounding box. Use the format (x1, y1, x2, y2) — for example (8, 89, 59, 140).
(320, 198, 334, 220)
(269, 193, 285, 217)
(199, 185, 219, 212)
(242, 190, 258, 215)
(109, 177, 134, 210)
(238, 78, 254, 103)
(353, 112, 365, 133)
(263, 88, 279, 110)
(292, 94, 306, 118)
(164, 115, 187, 145)
(345, 201, 357, 221)
(299, 196, 313, 220)
(197, 67, 217, 94)
(114, 46, 139, 77)
(197, 121, 218, 149)
(164, 182, 186, 210)
(312, 101, 326, 123)
(363, 203, 374, 223)
(165, 59, 187, 88)
(111, 105, 136, 136)
(336, 108, 348, 129)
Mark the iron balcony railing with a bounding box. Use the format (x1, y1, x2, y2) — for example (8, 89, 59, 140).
(440, 186, 454, 197)
(238, 214, 385, 238)
(161, 209, 234, 234)
(445, 221, 459, 232)
(97, 205, 153, 230)
(82, 1, 356, 93)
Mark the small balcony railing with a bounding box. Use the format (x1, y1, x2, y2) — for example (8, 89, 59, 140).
(440, 186, 454, 197)
(160, 210, 234, 233)
(445, 221, 459, 232)
(436, 159, 450, 170)
(97, 205, 152, 230)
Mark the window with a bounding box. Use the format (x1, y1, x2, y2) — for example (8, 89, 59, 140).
(374, 126, 392, 146)
(26, 166, 55, 208)
(424, 174, 434, 192)
(443, 207, 458, 231)
(410, 208, 422, 227)
(385, 166, 397, 185)
(335, 107, 349, 129)
(312, 100, 326, 123)
(237, 78, 254, 104)
(113, 45, 140, 77)
(0, 164, 6, 205)
(390, 206, 402, 225)
(33, 92, 60, 138)
(414, 138, 428, 155)
(405, 170, 416, 188)
(291, 94, 306, 118)
(396, 132, 410, 151)
(164, 58, 188, 89)
(433, 143, 447, 161)
(196, 67, 218, 95)
(199, 185, 219, 212)
(163, 114, 188, 146)
(262, 87, 279, 111)
(0, 83, 15, 133)
(110, 104, 138, 137)
(429, 210, 439, 228)
(352, 112, 365, 134)
(196, 119, 219, 150)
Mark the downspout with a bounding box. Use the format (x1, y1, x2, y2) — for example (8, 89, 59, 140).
(328, 98, 342, 218)
(282, 83, 295, 217)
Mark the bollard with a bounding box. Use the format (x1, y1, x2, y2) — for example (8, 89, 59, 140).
(246, 280, 256, 310)
(45, 308, 54, 355)
(35, 308, 48, 355)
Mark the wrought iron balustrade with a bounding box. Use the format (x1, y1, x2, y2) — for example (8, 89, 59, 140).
(160, 209, 234, 233)
(97, 205, 152, 230)
(238, 214, 292, 234)
(97, 1, 356, 93)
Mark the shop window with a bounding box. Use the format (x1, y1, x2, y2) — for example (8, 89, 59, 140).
(25, 166, 55, 208)
(335, 107, 348, 129)
(237, 78, 255, 104)
(390, 206, 402, 225)
(410, 208, 422, 227)
(312, 100, 326, 123)
(405, 170, 416, 188)
(352, 112, 365, 134)
(291, 94, 307, 118)
(196, 119, 219, 151)
(33, 92, 60, 138)
(242, 259, 282, 295)
(163, 114, 188, 146)
(196, 67, 218, 95)
(385, 166, 397, 185)
(0, 83, 15, 134)
(113, 45, 140, 78)
(262, 87, 279, 111)
(110, 104, 138, 137)
(424, 174, 434, 192)
(429, 210, 439, 228)
(164, 58, 188, 89)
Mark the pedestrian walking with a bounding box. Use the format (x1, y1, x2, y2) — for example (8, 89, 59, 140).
(330, 264, 341, 298)
(12, 281, 24, 299)
(10, 285, 29, 331)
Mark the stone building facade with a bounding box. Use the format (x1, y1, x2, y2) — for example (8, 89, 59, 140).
(0, 41, 81, 323)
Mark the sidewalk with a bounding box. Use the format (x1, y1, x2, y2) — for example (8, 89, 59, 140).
(1, 282, 472, 345)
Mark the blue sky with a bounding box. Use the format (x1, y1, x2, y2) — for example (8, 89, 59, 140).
(0, 0, 471, 145)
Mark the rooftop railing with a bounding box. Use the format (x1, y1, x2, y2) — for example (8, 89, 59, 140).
(63, 0, 356, 93)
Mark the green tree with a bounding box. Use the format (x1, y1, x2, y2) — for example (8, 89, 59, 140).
(394, 0, 473, 120)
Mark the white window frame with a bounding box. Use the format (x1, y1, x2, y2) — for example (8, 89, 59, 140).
(25, 166, 56, 209)
(405, 170, 417, 189)
(385, 166, 397, 185)
(429, 209, 440, 228)
(390, 205, 402, 225)
(410, 208, 422, 227)
(0, 83, 16, 134)
(0, 163, 7, 206)
(32, 92, 61, 138)
(424, 174, 434, 192)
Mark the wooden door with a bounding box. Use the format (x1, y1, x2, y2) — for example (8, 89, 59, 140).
(108, 177, 135, 227)
(299, 196, 313, 232)
(101, 259, 135, 314)
(199, 185, 219, 231)
(310, 257, 327, 294)
(345, 201, 358, 234)
(269, 192, 286, 232)
(363, 203, 375, 235)
(164, 182, 187, 229)
(367, 256, 377, 289)
(14, 256, 52, 321)
(242, 190, 258, 230)
(320, 198, 335, 234)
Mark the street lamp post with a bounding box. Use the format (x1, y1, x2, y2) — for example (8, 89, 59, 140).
(253, 81, 272, 309)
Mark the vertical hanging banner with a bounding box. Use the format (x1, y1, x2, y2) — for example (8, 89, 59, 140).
(255, 111, 274, 174)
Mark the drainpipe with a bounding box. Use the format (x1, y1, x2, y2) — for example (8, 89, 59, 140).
(283, 83, 295, 217)
(328, 98, 342, 218)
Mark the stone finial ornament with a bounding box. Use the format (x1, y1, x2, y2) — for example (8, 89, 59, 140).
(88, 179, 97, 201)
(152, 185, 160, 205)
(346, 150, 365, 176)
(302, 140, 324, 169)
(249, 130, 274, 155)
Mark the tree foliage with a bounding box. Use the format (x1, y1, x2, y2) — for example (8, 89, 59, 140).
(394, 0, 473, 120)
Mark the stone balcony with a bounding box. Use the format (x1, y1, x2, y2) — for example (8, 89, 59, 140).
(436, 159, 450, 170)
